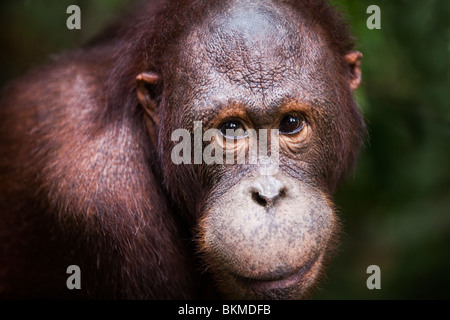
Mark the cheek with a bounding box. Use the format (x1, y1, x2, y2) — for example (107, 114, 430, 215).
(279, 122, 313, 154)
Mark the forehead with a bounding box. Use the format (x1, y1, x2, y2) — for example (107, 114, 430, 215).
(172, 1, 338, 114)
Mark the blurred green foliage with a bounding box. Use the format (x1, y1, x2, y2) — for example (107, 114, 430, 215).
(320, 0, 450, 299)
(0, 0, 130, 85)
(0, 0, 449, 299)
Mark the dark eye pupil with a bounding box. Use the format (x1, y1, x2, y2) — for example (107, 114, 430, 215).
(223, 121, 239, 131)
(220, 120, 247, 139)
(280, 115, 303, 134)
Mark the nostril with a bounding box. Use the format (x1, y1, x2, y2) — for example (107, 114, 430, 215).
(249, 176, 288, 208)
(252, 191, 269, 207)
(251, 187, 287, 208)
(279, 187, 287, 198)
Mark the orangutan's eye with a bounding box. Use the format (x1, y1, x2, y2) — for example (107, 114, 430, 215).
(279, 114, 306, 135)
(220, 119, 248, 139)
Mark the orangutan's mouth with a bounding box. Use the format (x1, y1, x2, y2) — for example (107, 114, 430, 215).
(233, 254, 321, 292)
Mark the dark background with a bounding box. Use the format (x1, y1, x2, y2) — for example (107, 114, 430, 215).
(0, 0, 449, 299)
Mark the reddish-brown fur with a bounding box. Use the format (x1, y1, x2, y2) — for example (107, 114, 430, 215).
(0, 0, 364, 299)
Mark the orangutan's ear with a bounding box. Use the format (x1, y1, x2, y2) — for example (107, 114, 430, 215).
(136, 72, 160, 124)
(344, 51, 363, 90)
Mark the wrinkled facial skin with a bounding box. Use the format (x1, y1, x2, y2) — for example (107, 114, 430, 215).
(158, 2, 363, 299)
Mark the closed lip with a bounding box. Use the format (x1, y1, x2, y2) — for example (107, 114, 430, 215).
(232, 254, 320, 292)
